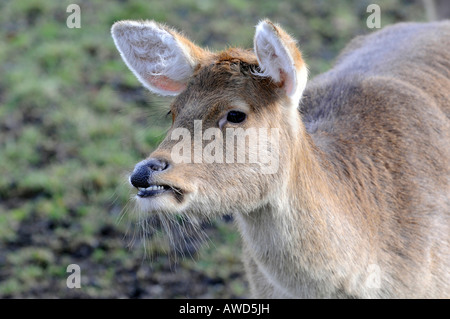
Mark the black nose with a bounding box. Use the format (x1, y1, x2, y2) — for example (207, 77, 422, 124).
(129, 158, 169, 188)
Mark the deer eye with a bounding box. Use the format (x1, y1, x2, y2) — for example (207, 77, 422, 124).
(227, 110, 246, 123)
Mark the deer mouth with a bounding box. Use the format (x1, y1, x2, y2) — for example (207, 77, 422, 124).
(136, 184, 183, 201)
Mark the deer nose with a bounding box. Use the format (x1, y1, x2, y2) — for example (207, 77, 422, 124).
(129, 158, 169, 188)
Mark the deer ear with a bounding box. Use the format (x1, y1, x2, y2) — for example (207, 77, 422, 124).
(254, 20, 308, 104)
(111, 20, 209, 96)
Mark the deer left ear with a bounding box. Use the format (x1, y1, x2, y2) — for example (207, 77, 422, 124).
(254, 20, 308, 105)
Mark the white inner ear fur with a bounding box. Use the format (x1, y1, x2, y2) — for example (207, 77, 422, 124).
(254, 21, 307, 105)
(111, 20, 195, 96)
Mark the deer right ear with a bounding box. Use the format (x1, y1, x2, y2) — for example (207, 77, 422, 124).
(111, 20, 210, 96)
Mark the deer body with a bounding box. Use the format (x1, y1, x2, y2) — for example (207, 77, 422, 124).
(112, 20, 450, 298)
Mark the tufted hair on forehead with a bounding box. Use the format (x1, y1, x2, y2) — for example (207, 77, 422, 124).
(189, 47, 263, 82)
(173, 49, 283, 115)
(215, 48, 259, 65)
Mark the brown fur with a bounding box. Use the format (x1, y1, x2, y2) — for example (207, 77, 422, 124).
(122, 21, 450, 298)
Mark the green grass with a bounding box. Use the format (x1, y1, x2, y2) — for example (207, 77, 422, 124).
(0, 0, 426, 298)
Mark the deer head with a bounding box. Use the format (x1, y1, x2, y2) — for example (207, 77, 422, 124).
(111, 19, 308, 217)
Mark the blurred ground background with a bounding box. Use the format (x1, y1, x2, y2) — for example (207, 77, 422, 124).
(0, 0, 427, 298)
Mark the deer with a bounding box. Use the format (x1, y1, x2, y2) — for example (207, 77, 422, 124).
(111, 19, 450, 298)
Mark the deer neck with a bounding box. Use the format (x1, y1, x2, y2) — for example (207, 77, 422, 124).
(235, 123, 368, 296)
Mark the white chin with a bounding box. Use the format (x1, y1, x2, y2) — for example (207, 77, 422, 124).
(134, 194, 177, 213)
